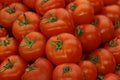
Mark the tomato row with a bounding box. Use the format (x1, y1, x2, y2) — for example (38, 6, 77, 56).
(0, 0, 120, 80)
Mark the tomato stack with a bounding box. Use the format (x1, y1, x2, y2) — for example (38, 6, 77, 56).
(0, 0, 120, 80)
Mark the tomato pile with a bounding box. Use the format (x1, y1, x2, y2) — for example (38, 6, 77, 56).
(0, 0, 120, 80)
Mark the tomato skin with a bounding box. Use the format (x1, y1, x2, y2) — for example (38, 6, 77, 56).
(35, 0, 65, 15)
(0, 0, 22, 5)
(0, 3, 28, 30)
(92, 15, 114, 43)
(40, 8, 74, 38)
(53, 63, 84, 80)
(104, 73, 120, 80)
(0, 36, 18, 62)
(102, 5, 120, 23)
(12, 11, 40, 42)
(0, 27, 8, 37)
(0, 55, 27, 80)
(22, 58, 53, 80)
(114, 26, 120, 37)
(23, 0, 36, 10)
(46, 33, 82, 65)
(103, 0, 118, 5)
(75, 24, 101, 53)
(65, 0, 75, 5)
(19, 32, 46, 62)
(0, 3, 3, 10)
(90, 48, 116, 75)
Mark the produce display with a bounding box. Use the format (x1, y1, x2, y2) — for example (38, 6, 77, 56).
(0, 0, 120, 80)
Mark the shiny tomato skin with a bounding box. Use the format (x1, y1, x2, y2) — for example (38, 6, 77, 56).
(19, 32, 46, 62)
(12, 11, 40, 42)
(0, 55, 27, 80)
(75, 24, 101, 53)
(53, 63, 84, 80)
(46, 33, 82, 65)
(40, 8, 74, 38)
(104, 73, 120, 80)
(22, 58, 53, 80)
(0, 36, 18, 62)
(23, 0, 36, 10)
(35, 0, 65, 15)
(90, 48, 116, 75)
(0, 3, 28, 30)
(78, 60, 97, 80)
(92, 15, 114, 43)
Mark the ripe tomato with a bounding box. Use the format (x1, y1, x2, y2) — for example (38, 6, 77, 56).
(19, 32, 46, 62)
(66, 0, 94, 24)
(104, 73, 120, 80)
(0, 25, 8, 37)
(104, 37, 120, 64)
(45, 33, 82, 65)
(102, 5, 120, 23)
(12, 11, 40, 42)
(40, 8, 74, 38)
(75, 24, 101, 53)
(23, 0, 36, 10)
(90, 48, 116, 75)
(0, 36, 18, 62)
(0, 0, 22, 5)
(35, 0, 65, 15)
(103, 0, 118, 5)
(22, 58, 53, 80)
(78, 60, 97, 80)
(92, 15, 114, 43)
(0, 55, 27, 80)
(0, 3, 28, 30)
(53, 63, 84, 80)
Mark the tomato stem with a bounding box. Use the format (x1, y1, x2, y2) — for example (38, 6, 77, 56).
(43, 0, 48, 2)
(63, 66, 70, 73)
(76, 28, 84, 36)
(114, 19, 120, 29)
(70, 4, 76, 11)
(6, 6, 16, 14)
(97, 73, 104, 80)
(0, 35, 9, 46)
(90, 57, 99, 64)
(50, 37, 62, 51)
(47, 14, 57, 22)
(115, 64, 120, 72)
(26, 65, 37, 72)
(91, 21, 98, 26)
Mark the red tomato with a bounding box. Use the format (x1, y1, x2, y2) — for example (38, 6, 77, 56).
(104, 37, 120, 64)
(0, 0, 22, 5)
(19, 32, 46, 62)
(92, 15, 114, 43)
(104, 73, 120, 80)
(35, 0, 65, 15)
(53, 63, 84, 80)
(90, 48, 116, 75)
(40, 8, 74, 38)
(0, 55, 27, 80)
(46, 33, 82, 65)
(23, 0, 36, 10)
(75, 24, 101, 53)
(0, 36, 18, 62)
(22, 58, 53, 80)
(78, 60, 97, 80)
(0, 26, 8, 37)
(103, 0, 118, 5)
(0, 3, 28, 30)
(12, 11, 40, 42)
(102, 5, 120, 23)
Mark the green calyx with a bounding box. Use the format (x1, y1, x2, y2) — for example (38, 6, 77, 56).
(97, 73, 104, 80)
(0, 36, 9, 46)
(114, 19, 120, 29)
(26, 65, 37, 72)
(70, 4, 76, 11)
(115, 64, 120, 72)
(90, 57, 99, 64)
(50, 37, 62, 51)
(109, 39, 117, 47)
(43, 0, 48, 2)
(91, 21, 98, 26)
(47, 14, 57, 23)
(20, 36, 37, 48)
(63, 66, 70, 73)
(76, 28, 84, 36)
(6, 6, 16, 14)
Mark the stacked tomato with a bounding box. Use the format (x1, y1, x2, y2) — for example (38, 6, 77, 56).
(0, 0, 120, 80)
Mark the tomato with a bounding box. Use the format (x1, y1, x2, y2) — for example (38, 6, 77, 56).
(0, 25, 8, 37)
(87, 0, 104, 14)
(90, 48, 116, 75)
(12, 11, 40, 42)
(118, 0, 120, 6)
(78, 60, 97, 80)
(40, 8, 74, 38)
(75, 24, 101, 53)
(35, 0, 65, 15)
(23, 0, 36, 10)
(0, 0, 22, 5)
(92, 15, 114, 43)
(0, 36, 18, 62)
(45, 33, 82, 65)
(103, 0, 118, 5)
(0, 3, 28, 30)
(102, 5, 120, 23)
(66, 0, 94, 24)
(104, 73, 120, 80)
(22, 57, 53, 80)
(53, 63, 84, 80)
(104, 37, 120, 64)
(0, 2, 3, 10)
(19, 32, 46, 62)
(0, 55, 27, 80)
(65, 0, 75, 5)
